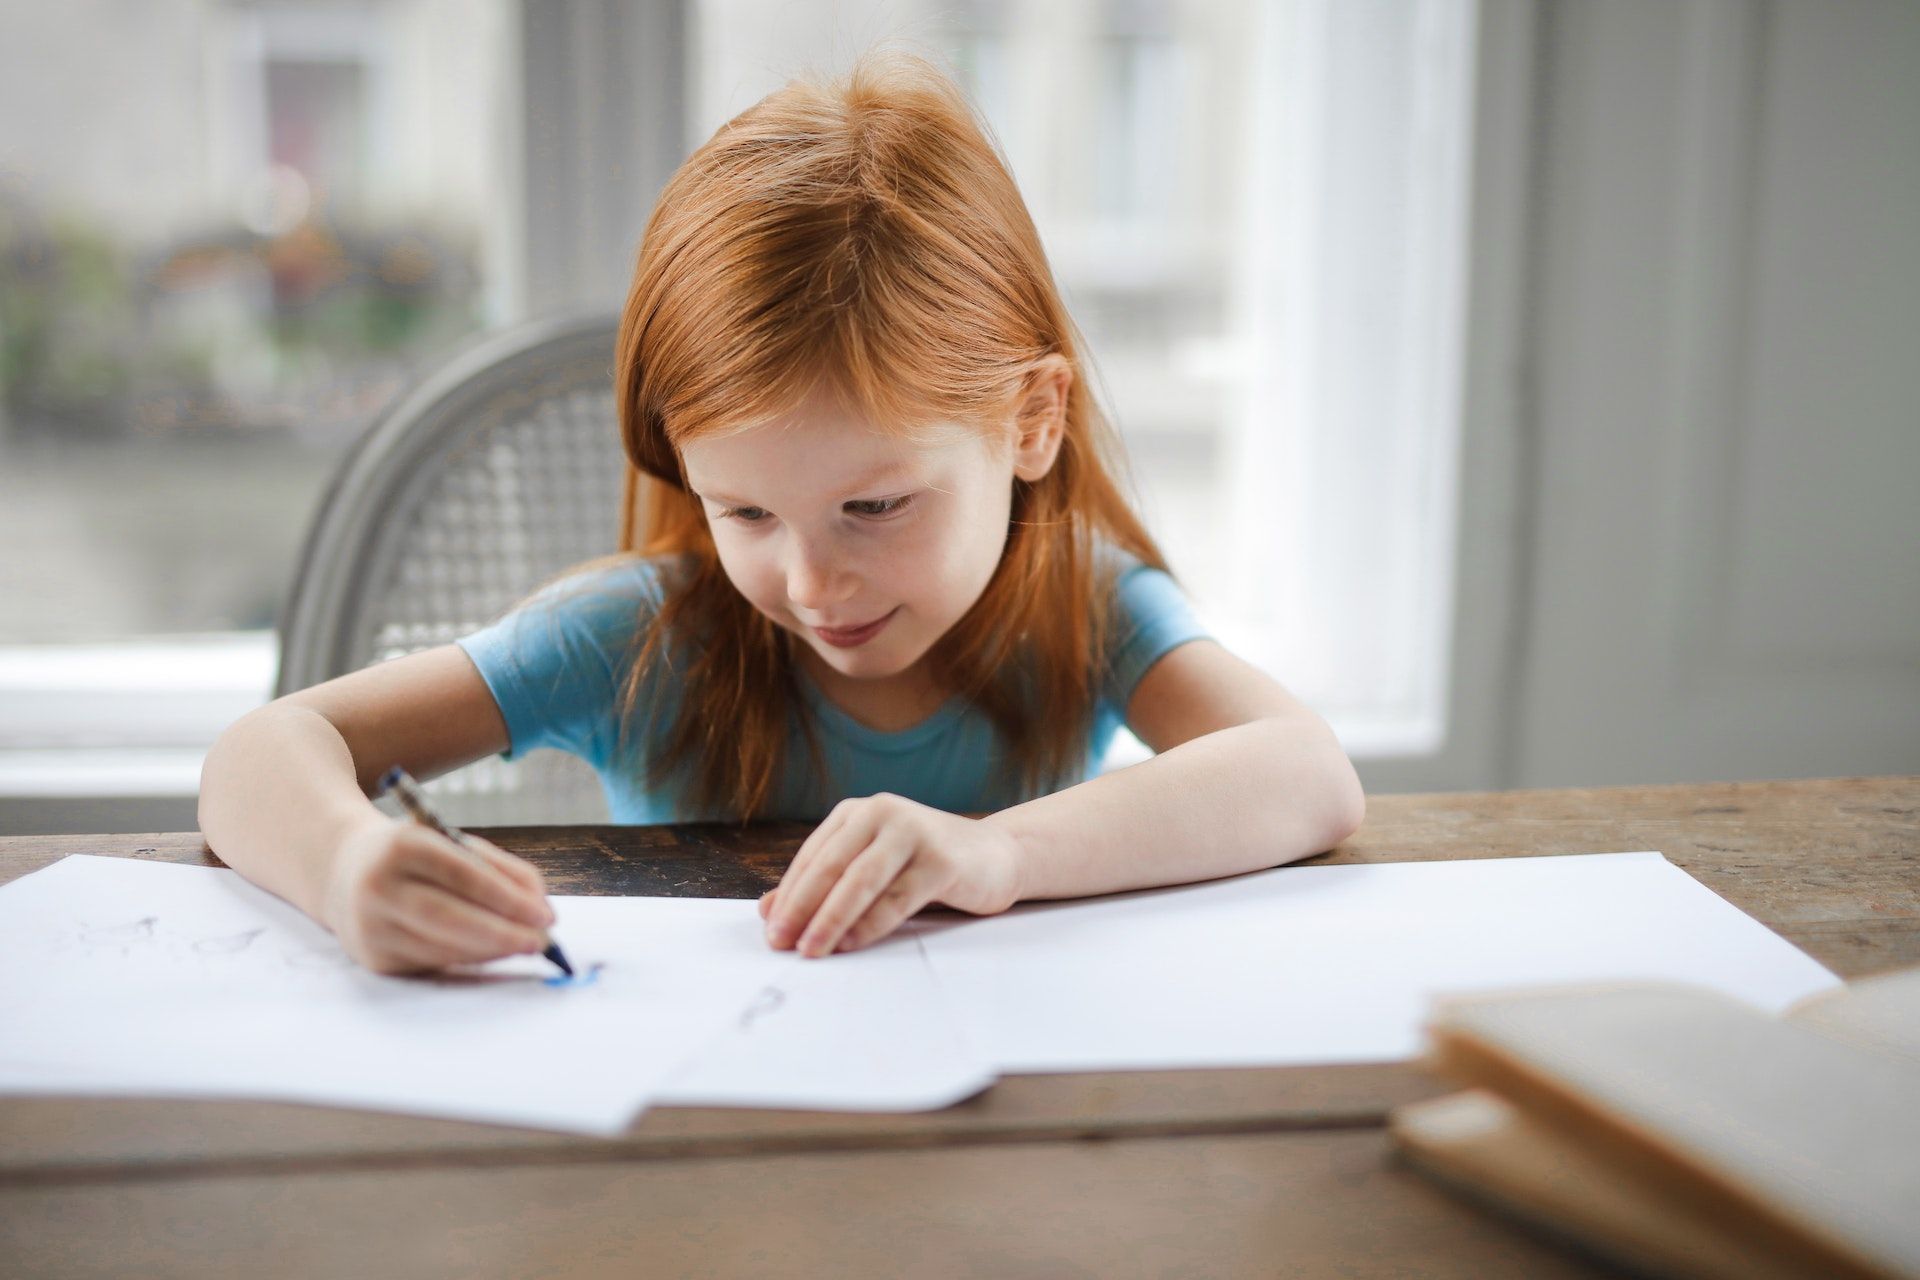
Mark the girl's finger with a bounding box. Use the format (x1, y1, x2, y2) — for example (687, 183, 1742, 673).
(794, 831, 915, 958)
(390, 881, 548, 963)
(377, 925, 461, 975)
(466, 838, 548, 897)
(776, 803, 854, 897)
(767, 805, 878, 948)
(403, 836, 552, 929)
(839, 863, 946, 952)
(361, 916, 467, 975)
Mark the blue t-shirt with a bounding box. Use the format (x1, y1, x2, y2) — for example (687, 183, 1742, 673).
(453, 550, 1208, 822)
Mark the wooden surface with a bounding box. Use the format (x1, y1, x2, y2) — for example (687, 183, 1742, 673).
(1, 775, 1914, 1278)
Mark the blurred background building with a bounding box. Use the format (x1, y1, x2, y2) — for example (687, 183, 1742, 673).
(1, 0, 1915, 832)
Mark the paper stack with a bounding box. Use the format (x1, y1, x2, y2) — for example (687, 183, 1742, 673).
(0, 850, 1851, 1145)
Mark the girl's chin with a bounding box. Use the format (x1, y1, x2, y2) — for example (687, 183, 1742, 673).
(809, 642, 911, 678)
(800, 632, 929, 682)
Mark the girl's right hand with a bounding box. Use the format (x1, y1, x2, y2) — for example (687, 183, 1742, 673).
(320, 816, 556, 975)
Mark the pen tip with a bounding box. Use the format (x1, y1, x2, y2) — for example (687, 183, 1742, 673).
(377, 765, 402, 795)
(544, 943, 574, 977)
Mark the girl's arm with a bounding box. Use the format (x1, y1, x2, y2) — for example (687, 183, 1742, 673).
(199, 646, 556, 972)
(761, 639, 1364, 956)
(989, 638, 1363, 902)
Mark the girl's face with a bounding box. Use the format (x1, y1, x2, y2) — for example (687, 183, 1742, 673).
(680, 385, 1019, 690)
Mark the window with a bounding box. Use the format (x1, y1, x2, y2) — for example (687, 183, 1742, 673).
(0, 0, 517, 806)
(2, 0, 1476, 821)
(1225, 0, 1476, 757)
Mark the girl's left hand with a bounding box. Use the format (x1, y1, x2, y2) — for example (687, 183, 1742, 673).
(759, 794, 1023, 957)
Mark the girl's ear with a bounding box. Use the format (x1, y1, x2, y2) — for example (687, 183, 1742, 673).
(1011, 354, 1072, 482)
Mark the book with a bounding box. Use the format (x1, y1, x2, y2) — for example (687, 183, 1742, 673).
(1390, 966, 1920, 1280)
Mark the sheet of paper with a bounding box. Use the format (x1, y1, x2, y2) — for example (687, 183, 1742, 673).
(915, 852, 1843, 1073)
(655, 923, 996, 1111)
(0, 855, 788, 1134)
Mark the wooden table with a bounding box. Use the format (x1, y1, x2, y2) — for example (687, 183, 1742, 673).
(1, 776, 1914, 1279)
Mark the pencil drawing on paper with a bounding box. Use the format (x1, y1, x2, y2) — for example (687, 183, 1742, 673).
(78, 915, 158, 952)
(67, 913, 343, 971)
(738, 985, 786, 1029)
(194, 928, 265, 954)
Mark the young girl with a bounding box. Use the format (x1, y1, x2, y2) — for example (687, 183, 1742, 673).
(199, 53, 1365, 975)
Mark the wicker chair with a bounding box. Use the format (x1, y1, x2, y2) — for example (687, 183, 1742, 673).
(276, 312, 631, 825)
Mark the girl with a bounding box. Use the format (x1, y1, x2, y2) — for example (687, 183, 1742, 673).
(199, 52, 1365, 976)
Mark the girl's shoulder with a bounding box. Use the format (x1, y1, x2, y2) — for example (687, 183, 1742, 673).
(516, 553, 688, 617)
(454, 555, 693, 769)
(1089, 540, 1208, 706)
(1089, 541, 1180, 616)
(1091, 539, 1152, 583)
(477, 553, 693, 665)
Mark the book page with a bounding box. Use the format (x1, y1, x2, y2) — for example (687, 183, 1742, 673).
(1790, 965, 1920, 1065)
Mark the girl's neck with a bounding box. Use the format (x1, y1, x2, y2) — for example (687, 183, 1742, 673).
(793, 648, 952, 734)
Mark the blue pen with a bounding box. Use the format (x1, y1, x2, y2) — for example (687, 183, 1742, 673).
(377, 765, 574, 977)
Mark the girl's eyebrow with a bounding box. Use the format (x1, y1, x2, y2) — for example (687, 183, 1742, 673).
(836, 461, 917, 496)
(697, 462, 917, 508)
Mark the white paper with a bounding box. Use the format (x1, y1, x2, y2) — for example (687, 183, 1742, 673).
(0, 850, 1847, 1126)
(915, 851, 1843, 1072)
(0, 855, 788, 1134)
(655, 923, 996, 1111)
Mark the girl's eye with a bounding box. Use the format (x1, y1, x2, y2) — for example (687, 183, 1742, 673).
(844, 494, 916, 519)
(720, 505, 768, 523)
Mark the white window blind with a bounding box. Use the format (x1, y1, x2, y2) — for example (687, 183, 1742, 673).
(1221, 0, 1476, 759)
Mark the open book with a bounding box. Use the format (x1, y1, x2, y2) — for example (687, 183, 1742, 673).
(1391, 966, 1920, 1280)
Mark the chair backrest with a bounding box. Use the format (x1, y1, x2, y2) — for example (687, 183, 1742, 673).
(277, 312, 629, 825)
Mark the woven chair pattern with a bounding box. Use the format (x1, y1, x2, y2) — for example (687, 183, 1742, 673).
(277, 315, 632, 826)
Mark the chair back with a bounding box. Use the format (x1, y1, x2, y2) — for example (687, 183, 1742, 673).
(277, 313, 629, 824)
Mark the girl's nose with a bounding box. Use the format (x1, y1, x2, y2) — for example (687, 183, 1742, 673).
(784, 541, 856, 611)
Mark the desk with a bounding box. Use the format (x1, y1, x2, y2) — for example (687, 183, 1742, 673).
(1, 777, 1914, 1278)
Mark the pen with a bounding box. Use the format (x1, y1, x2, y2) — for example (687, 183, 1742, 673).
(376, 765, 574, 977)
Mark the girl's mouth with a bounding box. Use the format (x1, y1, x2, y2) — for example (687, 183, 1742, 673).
(813, 608, 898, 649)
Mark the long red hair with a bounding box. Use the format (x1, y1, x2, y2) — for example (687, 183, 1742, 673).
(587, 51, 1168, 819)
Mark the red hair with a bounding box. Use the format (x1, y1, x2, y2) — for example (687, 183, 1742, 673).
(594, 51, 1168, 819)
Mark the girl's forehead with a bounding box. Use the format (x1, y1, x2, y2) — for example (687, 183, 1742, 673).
(681, 401, 1006, 497)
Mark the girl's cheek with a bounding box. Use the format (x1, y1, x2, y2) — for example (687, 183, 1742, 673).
(716, 555, 786, 620)
(878, 510, 943, 567)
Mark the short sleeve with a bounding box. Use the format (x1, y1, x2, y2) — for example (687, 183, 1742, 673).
(1100, 556, 1211, 712)
(453, 560, 667, 767)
